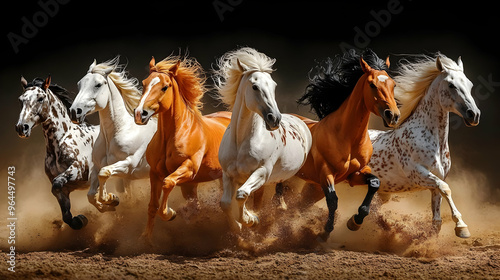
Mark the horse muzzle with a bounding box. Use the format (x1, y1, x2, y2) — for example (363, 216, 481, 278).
(134, 108, 153, 125)
(69, 107, 87, 124)
(463, 108, 480, 127)
(15, 123, 32, 138)
(264, 111, 281, 131)
(380, 108, 400, 128)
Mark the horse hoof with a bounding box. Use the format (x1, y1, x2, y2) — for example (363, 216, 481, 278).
(70, 215, 88, 230)
(109, 195, 120, 207)
(347, 215, 361, 231)
(455, 226, 471, 238)
(168, 210, 177, 221)
(317, 231, 330, 242)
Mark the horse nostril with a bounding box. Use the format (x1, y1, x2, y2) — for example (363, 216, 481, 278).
(384, 109, 394, 120)
(266, 113, 275, 122)
(76, 108, 83, 115)
(23, 124, 29, 131)
(466, 109, 475, 119)
(142, 110, 149, 117)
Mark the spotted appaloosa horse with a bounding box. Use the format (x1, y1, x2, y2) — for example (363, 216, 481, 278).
(369, 54, 480, 238)
(16, 76, 99, 229)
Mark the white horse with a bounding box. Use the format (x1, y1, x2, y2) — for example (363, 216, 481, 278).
(70, 57, 157, 212)
(369, 54, 481, 238)
(16, 76, 99, 229)
(215, 47, 312, 230)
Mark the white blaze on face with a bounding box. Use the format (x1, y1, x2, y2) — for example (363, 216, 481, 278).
(136, 77, 160, 112)
(377, 75, 389, 83)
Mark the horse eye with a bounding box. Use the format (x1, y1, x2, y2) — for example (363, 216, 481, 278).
(95, 83, 102, 88)
(161, 86, 168, 92)
(252, 84, 259, 91)
(37, 97, 44, 103)
(448, 83, 456, 89)
(370, 83, 377, 89)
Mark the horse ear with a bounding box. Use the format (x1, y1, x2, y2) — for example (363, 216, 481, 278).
(457, 56, 464, 71)
(88, 59, 97, 73)
(42, 75, 51, 91)
(385, 55, 390, 68)
(169, 61, 181, 76)
(21, 76, 28, 89)
(103, 65, 114, 76)
(149, 56, 156, 73)
(360, 57, 372, 73)
(236, 59, 249, 73)
(436, 56, 445, 72)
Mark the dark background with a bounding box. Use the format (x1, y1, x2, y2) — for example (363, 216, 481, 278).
(1, 0, 499, 197)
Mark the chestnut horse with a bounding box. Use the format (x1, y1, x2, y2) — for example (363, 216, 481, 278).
(134, 55, 231, 239)
(294, 49, 400, 241)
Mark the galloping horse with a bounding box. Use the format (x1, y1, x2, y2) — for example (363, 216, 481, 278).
(16, 76, 99, 229)
(70, 57, 156, 212)
(294, 49, 400, 241)
(214, 47, 312, 230)
(369, 54, 480, 238)
(134, 55, 231, 239)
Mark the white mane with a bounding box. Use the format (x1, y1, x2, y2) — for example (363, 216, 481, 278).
(89, 56, 142, 116)
(213, 47, 275, 110)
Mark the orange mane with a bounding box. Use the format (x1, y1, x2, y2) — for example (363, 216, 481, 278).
(153, 55, 206, 114)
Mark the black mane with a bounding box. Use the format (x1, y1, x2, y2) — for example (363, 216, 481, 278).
(298, 49, 388, 119)
(28, 77, 74, 113)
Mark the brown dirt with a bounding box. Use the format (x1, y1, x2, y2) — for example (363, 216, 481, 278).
(1, 155, 500, 279)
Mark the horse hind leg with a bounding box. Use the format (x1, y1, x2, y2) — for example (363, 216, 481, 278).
(271, 182, 287, 211)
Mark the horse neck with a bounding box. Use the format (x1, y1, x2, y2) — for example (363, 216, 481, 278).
(42, 90, 72, 153)
(229, 86, 262, 145)
(157, 79, 200, 138)
(402, 77, 449, 146)
(325, 77, 371, 140)
(98, 77, 131, 136)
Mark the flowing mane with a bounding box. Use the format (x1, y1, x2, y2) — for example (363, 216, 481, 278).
(298, 49, 388, 119)
(213, 47, 275, 110)
(152, 55, 206, 114)
(89, 56, 142, 116)
(27, 77, 74, 114)
(394, 53, 461, 125)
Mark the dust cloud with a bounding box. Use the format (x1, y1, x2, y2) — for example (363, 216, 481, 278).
(0, 142, 499, 258)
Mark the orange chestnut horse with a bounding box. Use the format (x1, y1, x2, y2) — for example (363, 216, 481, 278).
(294, 49, 400, 241)
(134, 55, 231, 239)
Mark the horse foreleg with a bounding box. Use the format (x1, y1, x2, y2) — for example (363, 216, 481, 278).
(413, 165, 470, 238)
(318, 175, 338, 241)
(346, 168, 380, 231)
(180, 182, 200, 210)
(158, 159, 195, 221)
(52, 166, 88, 229)
(430, 189, 443, 234)
(97, 159, 132, 208)
(220, 173, 241, 231)
(236, 166, 269, 227)
(143, 172, 163, 243)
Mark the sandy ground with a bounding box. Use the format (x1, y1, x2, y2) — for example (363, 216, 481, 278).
(1, 162, 500, 279)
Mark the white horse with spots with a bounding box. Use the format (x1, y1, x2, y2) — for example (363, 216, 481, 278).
(16, 76, 99, 229)
(369, 54, 481, 238)
(215, 47, 312, 230)
(70, 57, 157, 212)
